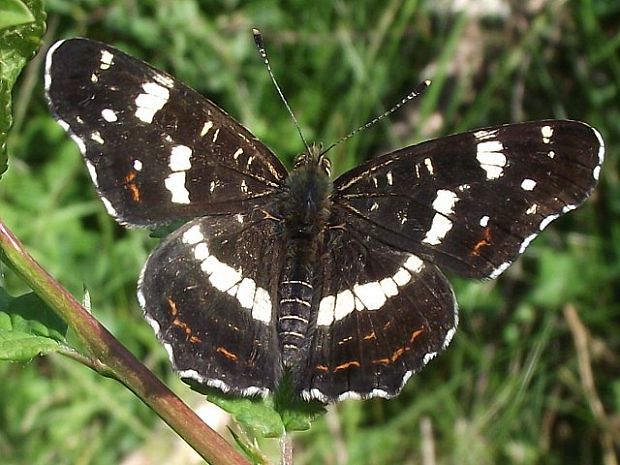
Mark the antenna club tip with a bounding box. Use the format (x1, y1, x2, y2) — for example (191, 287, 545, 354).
(424, 79, 431, 86)
(252, 28, 263, 47)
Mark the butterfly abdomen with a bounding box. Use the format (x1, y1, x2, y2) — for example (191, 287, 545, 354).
(277, 162, 332, 366)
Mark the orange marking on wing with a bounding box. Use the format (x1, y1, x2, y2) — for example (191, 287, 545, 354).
(363, 331, 376, 340)
(472, 227, 492, 256)
(391, 347, 406, 362)
(166, 297, 179, 316)
(372, 358, 391, 366)
(383, 321, 392, 331)
(315, 364, 329, 373)
(409, 328, 424, 343)
(216, 346, 238, 362)
(124, 170, 141, 202)
(334, 360, 361, 372)
(189, 335, 202, 344)
(338, 336, 353, 345)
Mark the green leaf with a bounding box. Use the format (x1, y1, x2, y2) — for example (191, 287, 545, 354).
(0, 0, 35, 31)
(0, 289, 68, 340)
(187, 373, 325, 438)
(273, 374, 326, 432)
(204, 389, 285, 438)
(0, 329, 60, 360)
(0, 288, 68, 361)
(0, 0, 46, 178)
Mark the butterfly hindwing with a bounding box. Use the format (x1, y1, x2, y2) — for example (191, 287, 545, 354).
(297, 214, 457, 401)
(333, 120, 603, 278)
(45, 38, 288, 226)
(138, 207, 284, 395)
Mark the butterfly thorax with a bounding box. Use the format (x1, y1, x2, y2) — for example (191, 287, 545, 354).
(278, 148, 332, 366)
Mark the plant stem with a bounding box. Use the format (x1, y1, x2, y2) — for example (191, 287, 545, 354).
(0, 219, 250, 465)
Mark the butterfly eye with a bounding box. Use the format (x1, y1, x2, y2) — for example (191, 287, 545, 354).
(319, 156, 331, 176)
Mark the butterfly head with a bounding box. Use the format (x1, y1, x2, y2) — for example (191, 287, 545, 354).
(293, 144, 331, 177)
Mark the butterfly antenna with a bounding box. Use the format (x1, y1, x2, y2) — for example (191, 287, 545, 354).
(321, 79, 431, 156)
(253, 28, 311, 154)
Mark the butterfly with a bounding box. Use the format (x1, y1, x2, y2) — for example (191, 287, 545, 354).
(45, 37, 604, 402)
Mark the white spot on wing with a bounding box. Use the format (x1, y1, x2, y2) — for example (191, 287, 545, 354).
(317, 295, 335, 326)
(403, 255, 423, 273)
(169, 145, 192, 171)
(193, 243, 209, 260)
(489, 262, 510, 279)
(541, 125, 553, 144)
(236, 278, 256, 310)
(489, 261, 511, 279)
(521, 178, 536, 191)
(592, 125, 605, 165)
(334, 290, 355, 321)
(233, 148, 243, 160)
(432, 189, 459, 215)
(539, 213, 559, 230)
(424, 158, 434, 175)
(422, 214, 453, 245)
(152, 72, 175, 88)
(379, 278, 398, 297)
(526, 204, 538, 215)
(164, 172, 190, 204)
(479, 215, 489, 227)
(386, 171, 393, 185)
(101, 108, 118, 122)
(100, 197, 118, 217)
(519, 233, 538, 253)
(135, 82, 169, 123)
(85, 161, 98, 186)
(476, 140, 506, 179)
(474, 129, 498, 141)
(353, 282, 386, 310)
(100, 50, 114, 70)
(45, 40, 66, 91)
(392, 268, 411, 286)
(200, 121, 213, 137)
(90, 131, 104, 144)
(251, 288, 271, 323)
(70, 134, 86, 153)
(133, 159, 143, 171)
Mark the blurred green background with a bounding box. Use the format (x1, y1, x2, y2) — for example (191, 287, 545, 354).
(1, 0, 619, 464)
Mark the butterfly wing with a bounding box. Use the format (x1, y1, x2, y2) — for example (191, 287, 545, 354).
(297, 212, 457, 401)
(45, 38, 288, 226)
(332, 120, 603, 278)
(138, 208, 284, 395)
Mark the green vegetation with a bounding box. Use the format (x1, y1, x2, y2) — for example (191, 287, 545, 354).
(1, 0, 618, 464)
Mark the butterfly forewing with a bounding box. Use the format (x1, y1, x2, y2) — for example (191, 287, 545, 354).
(45, 38, 288, 226)
(333, 120, 603, 279)
(138, 209, 284, 395)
